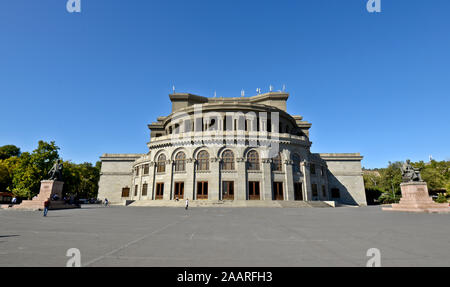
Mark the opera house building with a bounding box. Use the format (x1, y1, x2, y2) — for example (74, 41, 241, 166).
(98, 92, 367, 206)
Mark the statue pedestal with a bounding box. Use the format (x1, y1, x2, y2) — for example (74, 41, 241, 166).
(382, 182, 450, 213)
(15, 180, 78, 210)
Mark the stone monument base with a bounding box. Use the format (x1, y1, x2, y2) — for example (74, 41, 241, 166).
(382, 182, 450, 214)
(14, 180, 78, 211)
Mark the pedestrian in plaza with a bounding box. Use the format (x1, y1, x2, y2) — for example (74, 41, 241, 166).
(104, 198, 109, 207)
(43, 200, 50, 217)
(185, 198, 189, 210)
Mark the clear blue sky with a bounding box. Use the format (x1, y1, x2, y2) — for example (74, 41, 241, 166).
(0, 0, 449, 168)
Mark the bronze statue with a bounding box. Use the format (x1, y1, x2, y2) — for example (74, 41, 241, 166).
(48, 159, 63, 181)
(401, 159, 422, 182)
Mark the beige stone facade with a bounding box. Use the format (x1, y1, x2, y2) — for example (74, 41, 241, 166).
(97, 92, 367, 206)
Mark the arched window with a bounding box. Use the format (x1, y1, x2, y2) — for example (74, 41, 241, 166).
(248, 150, 260, 171)
(273, 153, 282, 171)
(157, 154, 166, 173)
(197, 150, 209, 171)
(222, 150, 235, 170)
(174, 152, 186, 172)
(292, 154, 301, 173)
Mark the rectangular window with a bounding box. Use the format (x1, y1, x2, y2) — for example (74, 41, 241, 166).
(134, 185, 138, 196)
(321, 185, 326, 198)
(174, 182, 184, 199)
(331, 188, 340, 198)
(294, 182, 303, 201)
(135, 167, 139, 176)
(321, 166, 326, 177)
(197, 181, 208, 200)
(310, 163, 316, 175)
(248, 181, 260, 200)
(121, 187, 130, 198)
(157, 161, 165, 173)
(156, 183, 164, 200)
(142, 183, 148, 196)
(143, 164, 149, 175)
(222, 181, 234, 200)
(312, 183, 318, 198)
(273, 182, 284, 200)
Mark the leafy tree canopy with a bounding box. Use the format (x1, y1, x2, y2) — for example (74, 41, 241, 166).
(0, 145, 21, 160)
(10, 141, 60, 199)
(364, 160, 450, 204)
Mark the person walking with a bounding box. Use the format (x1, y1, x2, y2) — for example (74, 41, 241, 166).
(185, 198, 189, 210)
(43, 200, 50, 217)
(104, 198, 109, 207)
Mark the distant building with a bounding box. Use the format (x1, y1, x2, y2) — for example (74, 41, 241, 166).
(98, 92, 367, 206)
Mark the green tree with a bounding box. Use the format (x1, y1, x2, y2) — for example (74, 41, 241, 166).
(0, 157, 20, 192)
(0, 145, 21, 160)
(11, 141, 60, 199)
(62, 161, 100, 199)
(414, 160, 448, 191)
(363, 170, 383, 204)
(435, 193, 448, 203)
(377, 161, 402, 204)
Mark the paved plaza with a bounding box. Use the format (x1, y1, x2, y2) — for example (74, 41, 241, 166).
(1, 205, 449, 267)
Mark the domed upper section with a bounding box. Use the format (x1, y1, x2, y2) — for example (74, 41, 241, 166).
(169, 91, 289, 113)
(148, 92, 312, 142)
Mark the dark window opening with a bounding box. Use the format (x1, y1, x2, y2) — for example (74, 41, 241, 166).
(155, 183, 164, 200)
(273, 182, 284, 200)
(222, 181, 234, 200)
(197, 181, 208, 199)
(142, 183, 148, 196)
(331, 188, 340, 198)
(294, 183, 303, 201)
(122, 187, 130, 198)
(174, 182, 184, 199)
(249, 181, 260, 200)
(312, 184, 318, 198)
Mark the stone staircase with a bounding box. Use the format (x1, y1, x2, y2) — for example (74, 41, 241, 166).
(128, 200, 334, 208)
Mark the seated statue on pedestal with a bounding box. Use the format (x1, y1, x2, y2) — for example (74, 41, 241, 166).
(48, 159, 63, 182)
(401, 159, 422, 182)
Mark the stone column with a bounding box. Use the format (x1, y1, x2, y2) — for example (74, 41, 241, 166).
(209, 157, 220, 200)
(262, 158, 272, 201)
(236, 157, 247, 200)
(284, 160, 294, 201)
(138, 167, 143, 201)
(301, 161, 312, 201)
(185, 158, 195, 200)
(147, 161, 155, 199)
(163, 160, 174, 200)
(149, 162, 156, 200)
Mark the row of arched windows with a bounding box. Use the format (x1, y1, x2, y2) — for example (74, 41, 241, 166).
(165, 116, 303, 136)
(152, 150, 303, 173)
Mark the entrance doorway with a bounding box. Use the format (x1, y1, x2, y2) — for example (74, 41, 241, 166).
(174, 182, 184, 199)
(294, 182, 303, 201)
(248, 181, 260, 200)
(222, 181, 234, 200)
(155, 183, 164, 200)
(273, 182, 284, 200)
(197, 181, 208, 200)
